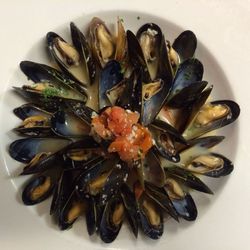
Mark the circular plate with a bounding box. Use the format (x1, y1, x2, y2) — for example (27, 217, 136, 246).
(0, 1, 249, 250)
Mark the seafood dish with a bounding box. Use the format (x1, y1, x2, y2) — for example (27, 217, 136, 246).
(9, 17, 240, 243)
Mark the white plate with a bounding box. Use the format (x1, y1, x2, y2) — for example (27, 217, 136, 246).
(1, 1, 250, 250)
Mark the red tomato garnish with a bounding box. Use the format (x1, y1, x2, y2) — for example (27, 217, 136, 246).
(91, 106, 152, 162)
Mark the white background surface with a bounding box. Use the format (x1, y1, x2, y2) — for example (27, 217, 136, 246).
(1, 0, 250, 249)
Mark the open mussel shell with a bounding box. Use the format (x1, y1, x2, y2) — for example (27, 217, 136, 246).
(50, 169, 79, 215)
(165, 166, 213, 194)
(176, 85, 213, 133)
(70, 22, 96, 84)
(167, 81, 208, 108)
(75, 157, 112, 196)
(116, 69, 141, 112)
(183, 100, 240, 140)
(14, 103, 52, 120)
(88, 17, 115, 67)
(58, 190, 86, 230)
(22, 172, 56, 205)
(14, 113, 52, 136)
(62, 137, 104, 172)
(99, 60, 123, 109)
(145, 183, 179, 221)
(141, 78, 172, 126)
(99, 161, 129, 206)
(47, 31, 87, 85)
(106, 79, 126, 106)
(19, 61, 88, 101)
(185, 152, 233, 177)
(51, 110, 90, 137)
(172, 30, 197, 63)
(100, 195, 125, 243)
(167, 58, 203, 102)
(165, 178, 197, 221)
(9, 137, 71, 163)
(151, 120, 187, 162)
(138, 193, 163, 240)
(114, 18, 128, 67)
(136, 23, 162, 80)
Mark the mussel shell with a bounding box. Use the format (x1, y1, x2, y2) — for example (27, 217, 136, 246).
(51, 110, 90, 137)
(114, 18, 128, 66)
(136, 23, 162, 80)
(186, 152, 233, 177)
(141, 78, 172, 126)
(58, 190, 85, 230)
(88, 17, 115, 67)
(13, 103, 52, 120)
(99, 161, 129, 206)
(183, 100, 240, 140)
(14, 113, 52, 136)
(167, 81, 208, 108)
(171, 194, 197, 221)
(22, 174, 55, 205)
(116, 69, 139, 110)
(164, 178, 197, 221)
(172, 30, 197, 62)
(13, 87, 81, 112)
(167, 58, 203, 101)
(106, 80, 126, 106)
(152, 120, 187, 144)
(9, 137, 71, 163)
(145, 183, 179, 221)
(157, 34, 174, 85)
(75, 157, 109, 195)
(70, 22, 96, 84)
(50, 170, 77, 215)
(138, 194, 163, 240)
(151, 120, 187, 162)
(143, 148, 166, 187)
(127, 30, 151, 83)
(100, 195, 124, 243)
(85, 196, 98, 235)
(47, 31, 87, 85)
(99, 60, 123, 109)
(14, 126, 52, 137)
(20, 61, 88, 100)
(178, 85, 213, 133)
(120, 185, 139, 238)
(165, 166, 213, 194)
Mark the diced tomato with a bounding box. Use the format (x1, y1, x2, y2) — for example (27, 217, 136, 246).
(91, 106, 152, 162)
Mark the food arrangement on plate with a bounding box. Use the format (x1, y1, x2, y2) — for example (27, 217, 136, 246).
(9, 17, 240, 243)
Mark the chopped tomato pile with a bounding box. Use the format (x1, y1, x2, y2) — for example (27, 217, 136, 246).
(91, 106, 153, 162)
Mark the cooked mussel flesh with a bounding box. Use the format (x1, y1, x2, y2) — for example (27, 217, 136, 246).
(185, 153, 233, 177)
(88, 17, 115, 67)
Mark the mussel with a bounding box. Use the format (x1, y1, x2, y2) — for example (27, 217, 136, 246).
(138, 193, 163, 240)
(88, 17, 115, 67)
(185, 153, 233, 177)
(165, 178, 197, 221)
(100, 195, 125, 243)
(9, 137, 71, 163)
(22, 173, 55, 205)
(183, 100, 240, 140)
